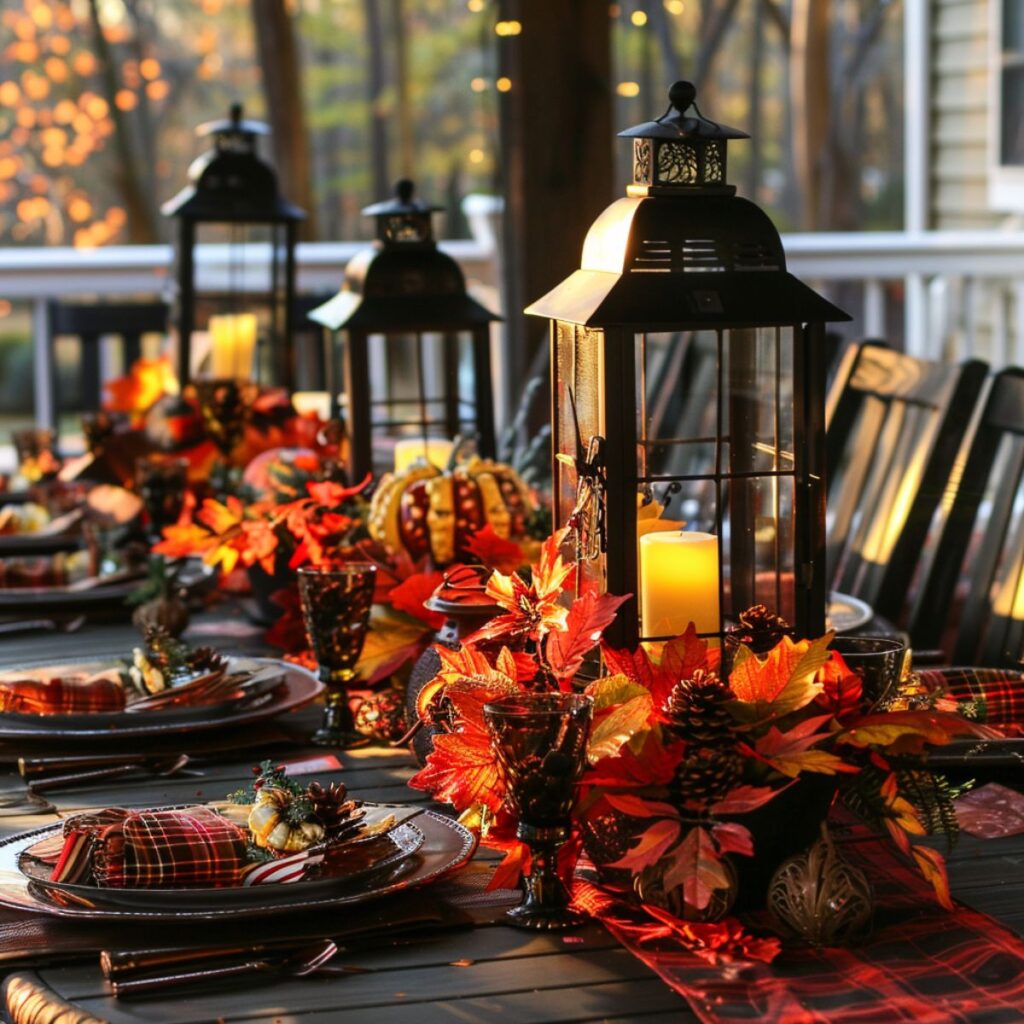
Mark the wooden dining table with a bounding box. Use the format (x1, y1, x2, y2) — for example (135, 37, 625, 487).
(0, 614, 1021, 1024)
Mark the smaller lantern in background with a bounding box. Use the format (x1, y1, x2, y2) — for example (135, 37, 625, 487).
(162, 104, 304, 390)
(309, 180, 500, 481)
(527, 81, 850, 649)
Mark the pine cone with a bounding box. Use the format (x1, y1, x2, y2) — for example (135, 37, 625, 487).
(728, 604, 793, 654)
(306, 781, 365, 841)
(142, 625, 188, 672)
(580, 810, 640, 866)
(187, 645, 226, 675)
(663, 669, 736, 747)
(670, 746, 744, 810)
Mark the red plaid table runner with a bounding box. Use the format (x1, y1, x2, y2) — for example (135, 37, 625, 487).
(919, 667, 1024, 736)
(577, 823, 1024, 1023)
(55, 806, 248, 888)
(0, 673, 124, 715)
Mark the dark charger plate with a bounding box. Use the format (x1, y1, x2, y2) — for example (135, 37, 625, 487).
(0, 655, 323, 740)
(0, 810, 475, 921)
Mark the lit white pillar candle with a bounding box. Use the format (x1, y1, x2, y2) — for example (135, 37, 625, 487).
(394, 438, 454, 473)
(639, 531, 721, 639)
(292, 391, 332, 420)
(208, 312, 258, 380)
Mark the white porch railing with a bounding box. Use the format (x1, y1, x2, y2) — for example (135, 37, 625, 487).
(3, 205, 1024, 429)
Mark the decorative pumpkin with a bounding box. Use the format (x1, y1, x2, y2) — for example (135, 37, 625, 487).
(368, 456, 535, 566)
(248, 786, 326, 853)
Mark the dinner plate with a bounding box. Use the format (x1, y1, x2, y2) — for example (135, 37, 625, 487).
(0, 809, 474, 921)
(0, 656, 322, 740)
(0, 560, 214, 615)
(828, 591, 873, 634)
(18, 804, 426, 912)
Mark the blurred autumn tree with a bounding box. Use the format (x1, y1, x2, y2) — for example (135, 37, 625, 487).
(0, 0, 902, 252)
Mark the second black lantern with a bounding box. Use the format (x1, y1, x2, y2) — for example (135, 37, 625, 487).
(309, 180, 499, 481)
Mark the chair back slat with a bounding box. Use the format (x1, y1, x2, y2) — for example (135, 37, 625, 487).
(909, 367, 1024, 666)
(825, 341, 988, 621)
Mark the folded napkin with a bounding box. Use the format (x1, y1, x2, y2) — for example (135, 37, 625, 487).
(918, 666, 1024, 735)
(0, 671, 125, 715)
(53, 806, 249, 889)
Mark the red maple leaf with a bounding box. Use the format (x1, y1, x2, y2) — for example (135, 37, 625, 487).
(464, 524, 525, 573)
(814, 650, 864, 719)
(408, 716, 505, 814)
(388, 571, 446, 629)
(547, 591, 630, 687)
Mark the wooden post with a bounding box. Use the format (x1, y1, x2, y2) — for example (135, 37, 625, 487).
(497, 0, 613, 415)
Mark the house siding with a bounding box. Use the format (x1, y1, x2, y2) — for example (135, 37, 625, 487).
(930, 0, 1006, 228)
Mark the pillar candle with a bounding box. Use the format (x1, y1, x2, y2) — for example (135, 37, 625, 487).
(639, 531, 721, 639)
(208, 312, 258, 380)
(394, 438, 454, 473)
(292, 391, 332, 421)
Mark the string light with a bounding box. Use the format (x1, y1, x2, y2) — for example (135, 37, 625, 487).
(631, 9, 647, 25)
(496, 76, 512, 92)
(495, 20, 522, 36)
(616, 81, 640, 97)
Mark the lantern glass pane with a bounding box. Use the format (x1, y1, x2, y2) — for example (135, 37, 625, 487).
(634, 325, 799, 632)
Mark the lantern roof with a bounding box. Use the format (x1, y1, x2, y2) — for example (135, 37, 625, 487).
(308, 180, 499, 332)
(618, 80, 748, 143)
(161, 103, 305, 224)
(526, 82, 849, 329)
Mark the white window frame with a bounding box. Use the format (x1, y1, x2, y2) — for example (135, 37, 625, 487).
(989, 0, 1024, 210)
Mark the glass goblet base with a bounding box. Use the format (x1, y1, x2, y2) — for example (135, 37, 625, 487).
(311, 686, 369, 749)
(504, 824, 584, 931)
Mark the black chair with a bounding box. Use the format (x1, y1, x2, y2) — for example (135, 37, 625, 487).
(825, 340, 988, 621)
(908, 368, 1024, 666)
(47, 301, 169, 416)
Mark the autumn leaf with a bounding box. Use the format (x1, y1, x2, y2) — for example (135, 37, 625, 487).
(547, 591, 630, 685)
(464, 524, 525, 574)
(710, 822, 754, 857)
(608, 818, 681, 873)
(354, 606, 432, 686)
(602, 791, 679, 819)
(197, 496, 245, 536)
(753, 715, 858, 778)
(586, 684, 655, 764)
(661, 825, 733, 910)
(601, 642, 658, 691)
(580, 734, 683, 791)
(408, 716, 505, 814)
(815, 651, 864, 719)
(911, 844, 953, 910)
(728, 634, 831, 721)
(710, 783, 788, 816)
(833, 709, 991, 754)
(487, 841, 530, 892)
(656, 624, 711, 706)
(388, 571, 446, 629)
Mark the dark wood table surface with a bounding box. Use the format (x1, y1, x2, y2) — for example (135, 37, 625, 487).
(0, 616, 1020, 1024)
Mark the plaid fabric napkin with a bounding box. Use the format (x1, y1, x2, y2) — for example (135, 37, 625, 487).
(54, 806, 249, 889)
(0, 672, 125, 715)
(918, 666, 1024, 735)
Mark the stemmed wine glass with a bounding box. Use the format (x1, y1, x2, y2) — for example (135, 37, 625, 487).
(297, 564, 377, 747)
(483, 692, 593, 930)
(829, 636, 908, 708)
(135, 456, 189, 542)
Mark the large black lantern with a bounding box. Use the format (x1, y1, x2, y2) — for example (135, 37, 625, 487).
(309, 180, 499, 481)
(162, 104, 304, 390)
(527, 82, 849, 650)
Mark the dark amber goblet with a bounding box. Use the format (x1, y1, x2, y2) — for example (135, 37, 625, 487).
(194, 379, 252, 458)
(298, 563, 377, 748)
(483, 692, 593, 930)
(829, 636, 907, 707)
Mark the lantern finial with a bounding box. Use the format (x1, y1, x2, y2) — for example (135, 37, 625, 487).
(668, 80, 696, 113)
(395, 178, 415, 204)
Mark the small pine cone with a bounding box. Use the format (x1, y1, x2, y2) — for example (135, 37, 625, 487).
(663, 669, 736, 747)
(728, 604, 793, 654)
(580, 810, 640, 867)
(188, 645, 226, 674)
(670, 746, 745, 810)
(307, 781, 365, 841)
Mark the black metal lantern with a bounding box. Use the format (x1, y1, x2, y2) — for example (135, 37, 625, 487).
(162, 103, 304, 390)
(308, 180, 499, 481)
(527, 82, 850, 650)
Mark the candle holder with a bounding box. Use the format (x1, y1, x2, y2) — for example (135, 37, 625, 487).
(298, 563, 377, 748)
(483, 692, 593, 930)
(194, 378, 254, 459)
